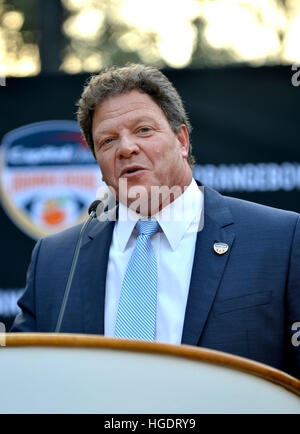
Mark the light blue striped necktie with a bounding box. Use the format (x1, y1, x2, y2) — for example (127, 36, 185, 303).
(114, 219, 159, 341)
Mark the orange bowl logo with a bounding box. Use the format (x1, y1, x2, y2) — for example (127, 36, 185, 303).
(0, 121, 103, 239)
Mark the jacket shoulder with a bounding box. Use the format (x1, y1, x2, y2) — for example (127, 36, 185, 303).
(223, 193, 299, 227)
(203, 184, 299, 232)
(39, 217, 104, 246)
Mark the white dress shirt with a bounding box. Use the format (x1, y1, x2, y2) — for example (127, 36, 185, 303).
(104, 178, 203, 344)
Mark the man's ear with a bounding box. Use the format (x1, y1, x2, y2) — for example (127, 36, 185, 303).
(176, 124, 190, 159)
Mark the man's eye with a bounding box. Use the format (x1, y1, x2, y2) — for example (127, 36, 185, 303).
(138, 127, 151, 133)
(102, 138, 114, 146)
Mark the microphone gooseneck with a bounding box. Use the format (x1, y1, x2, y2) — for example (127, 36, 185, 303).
(54, 200, 101, 333)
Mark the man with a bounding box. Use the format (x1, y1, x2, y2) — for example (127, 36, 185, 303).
(11, 64, 300, 378)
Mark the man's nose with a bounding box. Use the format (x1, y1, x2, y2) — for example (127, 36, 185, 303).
(116, 134, 140, 159)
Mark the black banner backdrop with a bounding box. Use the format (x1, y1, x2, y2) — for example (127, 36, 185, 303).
(0, 65, 299, 329)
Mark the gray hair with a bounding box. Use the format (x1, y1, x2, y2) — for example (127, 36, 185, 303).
(77, 63, 195, 167)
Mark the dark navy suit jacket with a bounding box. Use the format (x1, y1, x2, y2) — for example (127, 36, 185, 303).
(11, 186, 300, 378)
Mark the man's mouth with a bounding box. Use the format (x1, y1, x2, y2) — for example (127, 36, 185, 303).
(120, 167, 146, 177)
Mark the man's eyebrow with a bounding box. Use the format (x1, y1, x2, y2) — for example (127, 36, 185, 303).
(93, 126, 116, 143)
(94, 116, 157, 140)
(133, 116, 157, 124)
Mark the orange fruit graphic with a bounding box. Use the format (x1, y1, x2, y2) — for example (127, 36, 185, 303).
(43, 200, 65, 225)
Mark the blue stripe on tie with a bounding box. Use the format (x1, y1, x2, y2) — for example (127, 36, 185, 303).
(114, 219, 159, 341)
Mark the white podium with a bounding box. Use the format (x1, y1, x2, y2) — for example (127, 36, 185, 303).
(0, 333, 299, 414)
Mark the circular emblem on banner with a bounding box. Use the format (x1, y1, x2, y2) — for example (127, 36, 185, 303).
(0, 120, 103, 239)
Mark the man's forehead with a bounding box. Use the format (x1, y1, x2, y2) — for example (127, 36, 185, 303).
(94, 90, 161, 114)
(92, 90, 168, 130)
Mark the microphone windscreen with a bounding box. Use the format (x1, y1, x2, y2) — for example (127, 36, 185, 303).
(88, 200, 101, 215)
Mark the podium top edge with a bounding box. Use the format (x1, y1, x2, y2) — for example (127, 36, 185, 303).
(4, 333, 300, 396)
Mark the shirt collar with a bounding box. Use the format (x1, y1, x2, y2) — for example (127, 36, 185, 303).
(117, 203, 140, 252)
(156, 178, 203, 250)
(116, 178, 203, 252)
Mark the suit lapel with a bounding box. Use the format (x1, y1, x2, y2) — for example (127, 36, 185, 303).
(181, 186, 235, 345)
(79, 218, 115, 335)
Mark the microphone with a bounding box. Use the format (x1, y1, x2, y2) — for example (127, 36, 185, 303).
(54, 199, 101, 333)
(88, 199, 101, 215)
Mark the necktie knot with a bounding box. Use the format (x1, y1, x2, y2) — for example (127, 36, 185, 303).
(136, 219, 159, 237)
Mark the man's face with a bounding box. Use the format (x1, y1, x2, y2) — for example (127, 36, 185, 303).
(92, 90, 192, 211)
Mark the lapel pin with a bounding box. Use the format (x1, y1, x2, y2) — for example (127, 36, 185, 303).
(214, 242, 229, 255)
